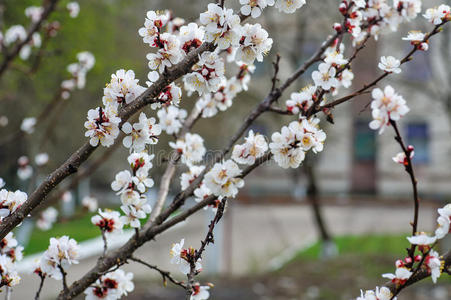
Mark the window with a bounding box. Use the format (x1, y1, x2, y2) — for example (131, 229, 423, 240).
(407, 123, 429, 164)
(354, 120, 376, 162)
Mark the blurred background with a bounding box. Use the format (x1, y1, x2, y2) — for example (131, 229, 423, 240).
(0, 0, 450, 299)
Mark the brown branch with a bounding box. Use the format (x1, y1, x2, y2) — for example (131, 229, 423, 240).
(271, 54, 281, 91)
(0, 0, 60, 79)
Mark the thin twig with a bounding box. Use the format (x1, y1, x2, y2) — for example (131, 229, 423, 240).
(34, 274, 46, 300)
(130, 257, 186, 288)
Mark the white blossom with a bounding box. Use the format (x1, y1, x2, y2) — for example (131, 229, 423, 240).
(157, 106, 187, 135)
(240, 0, 274, 18)
(170, 133, 206, 165)
(200, 4, 241, 49)
(84, 107, 121, 147)
(39, 236, 79, 280)
(0, 189, 27, 221)
(232, 130, 268, 165)
(275, 0, 306, 14)
(312, 63, 339, 91)
(236, 23, 273, 64)
(20, 117, 36, 134)
(67, 2, 80, 18)
(204, 160, 244, 198)
(36, 207, 58, 231)
(35, 153, 49, 166)
(270, 118, 326, 169)
(122, 112, 161, 152)
(85, 269, 134, 300)
(82, 196, 98, 212)
(183, 51, 225, 95)
(378, 56, 401, 73)
(91, 209, 123, 234)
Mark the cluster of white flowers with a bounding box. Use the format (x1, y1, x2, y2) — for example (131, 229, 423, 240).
(0, 188, 27, 221)
(102, 69, 146, 112)
(61, 51, 95, 99)
(85, 269, 134, 300)
(3, 23, 41, 60)
(157, 106, 187, 135)
(121, 112, 161, 152)
(38, 236, 79, 280)
(184, 51, 225, 96)
(170, 239, 202, 275)
(84, 107, 121, 147)
(91, 209, 123, 235)
(200, 3, 241, 50)
(204, 160, 244, 198)
(285, 86, 317, 115)
(179, 165, 219, 210)
(270, 117, 326, 169)
(84, 68, 147, 148)
(343, 0, 423, 46)
(236, 24, 272, 65)
(0, 233, 23, 288)
(232, 130, 268, 165)
(369, 85, 409, 134)
(151, 82, 182, 109)
(110, 152, 154, 228)
(36, 207, 58, 231)
(196, 64, 255, 118)
(170, 133, 206, 165)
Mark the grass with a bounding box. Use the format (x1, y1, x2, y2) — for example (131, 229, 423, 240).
(294, 234, 410, 260)
(23, 212, 99, 255)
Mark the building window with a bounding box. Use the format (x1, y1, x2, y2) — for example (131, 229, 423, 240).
(354, 120, 376, 162)
(407, 123, 429, 164)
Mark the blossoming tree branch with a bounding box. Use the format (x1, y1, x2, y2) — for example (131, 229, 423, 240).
(0, 0, 450, 299)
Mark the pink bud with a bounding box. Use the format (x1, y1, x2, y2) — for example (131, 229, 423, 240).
(405, 257, 412, 264)
(414, 255, 422, 262)
(419, 42, 429, 51)
(333, 23, 342, 32)
(395, 259, 404, 268)
(339, 2, 348, 15)
(407, 145, 414, 152)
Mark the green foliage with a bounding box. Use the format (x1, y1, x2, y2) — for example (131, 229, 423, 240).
(24, 212, 99, 255)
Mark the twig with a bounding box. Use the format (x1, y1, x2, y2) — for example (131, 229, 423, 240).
(130, 257, 186, 288)
(271, 54, 281, 91)
(34, 274, 46, 300)
(101, 230, 108, 257)
(390, 120, 419, 262)
(186, 198, 226, 297)
(58, 264, 68, 293)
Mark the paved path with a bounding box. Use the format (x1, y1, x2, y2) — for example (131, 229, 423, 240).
(14, 202, 437, 299)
